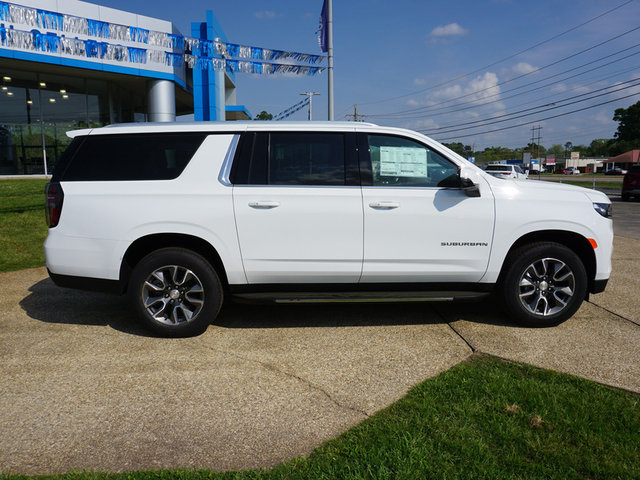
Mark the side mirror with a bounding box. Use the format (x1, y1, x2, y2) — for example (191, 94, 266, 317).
(460, 176, 481, 197)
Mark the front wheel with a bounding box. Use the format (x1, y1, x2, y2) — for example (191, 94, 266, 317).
(500, 243, 587, 327)
(128, 248, 223, 337)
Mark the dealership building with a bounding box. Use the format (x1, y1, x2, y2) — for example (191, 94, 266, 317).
(0, 0, 252, 175)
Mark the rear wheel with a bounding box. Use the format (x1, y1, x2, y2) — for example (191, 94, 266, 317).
(128, 248, 223, 337)
(501, 243, 587, 327)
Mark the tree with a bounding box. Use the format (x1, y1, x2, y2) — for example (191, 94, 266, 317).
(587, 138, 613, 157)
(254, 110, 273, 121)
(476, 146, 516, 164)
(613, 101, 640, 144)
(547, 144, 565, 158)
(524, 142, 546, 158)
(442, 142, 473, 158)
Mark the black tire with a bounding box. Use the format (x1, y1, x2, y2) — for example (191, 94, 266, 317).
(128, 248, 223, 337)
(621, 192, 630, 201)
(500, 242, 587, 327)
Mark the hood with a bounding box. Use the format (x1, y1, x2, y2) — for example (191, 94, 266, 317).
(484, 175, 610, 203)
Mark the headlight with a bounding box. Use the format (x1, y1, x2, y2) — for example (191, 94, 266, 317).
(593, 202, 612, 218)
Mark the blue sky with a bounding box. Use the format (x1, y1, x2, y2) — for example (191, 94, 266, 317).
(97, 0, 640, 150)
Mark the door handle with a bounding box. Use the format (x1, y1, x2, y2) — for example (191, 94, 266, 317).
(369, 201, 400, 210)
(248, 201, 280, 209)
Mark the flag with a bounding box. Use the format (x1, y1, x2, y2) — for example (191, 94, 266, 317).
(317, 0, 328, 53)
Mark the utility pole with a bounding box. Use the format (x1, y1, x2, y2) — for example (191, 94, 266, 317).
(346, 104, 365, 122)
(300, 92, 320, 120)
(327, 0, 334, 120)
(531, 125, 542, 176)
(537, 125, 542, 178)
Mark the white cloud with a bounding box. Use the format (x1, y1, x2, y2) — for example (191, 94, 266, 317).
(430, 23, 468, 37)
(407, 118, 440, 131)
(406, 99, 420, 106)
(551, 83, 568, 94)
(254, 10, 277, 19)
(466, 72, 501, 104)
(428, 72, 504, 113)
(593, 111, 612, 125)
(413, 78, 427, 86)
(512, 62, 537, 75)
(610, 79, 640, 100)
(434, 84, 463, 100)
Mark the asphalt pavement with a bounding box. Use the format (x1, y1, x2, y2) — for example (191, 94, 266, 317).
(611, 196, 640, 240)
(0, 206, 638, 475)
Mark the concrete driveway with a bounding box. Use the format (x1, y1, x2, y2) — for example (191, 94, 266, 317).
(1, 235, 639, 475)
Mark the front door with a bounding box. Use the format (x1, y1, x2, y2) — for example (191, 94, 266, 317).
(359, 133, 495, 283)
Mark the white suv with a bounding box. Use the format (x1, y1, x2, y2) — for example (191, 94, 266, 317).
(44, 122, 613, 337)
(485, 164, 528, 179)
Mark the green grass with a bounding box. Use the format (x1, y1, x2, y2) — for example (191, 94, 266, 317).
(0, 179, 49, 272)
(553, 180, 622, 190)
(2, 356, 638, 480)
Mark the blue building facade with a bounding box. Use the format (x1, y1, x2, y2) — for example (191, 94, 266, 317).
(192, 11, 243, 121)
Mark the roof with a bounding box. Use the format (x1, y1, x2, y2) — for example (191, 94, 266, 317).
(67, 121, 380, 137)
(605, 150, 640, 163)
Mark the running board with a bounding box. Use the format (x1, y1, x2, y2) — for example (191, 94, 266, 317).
(232, 291, 490, 304)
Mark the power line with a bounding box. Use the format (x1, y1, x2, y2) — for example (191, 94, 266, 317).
(356, 0, 635, 107)
(367, 44, 640, 119)
(420, 78, 640, 135)
(430, 90, 640, 141)
(368, 27, 640, 118)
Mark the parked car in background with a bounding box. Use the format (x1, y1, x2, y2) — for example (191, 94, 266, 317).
(485, 164, 528, 179)
(622, 165, 640, 201)
(562, 167, 580, 175)
(605, 167, 628, 175)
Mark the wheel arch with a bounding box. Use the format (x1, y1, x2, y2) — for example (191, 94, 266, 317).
(120, 233, 229, 293)
(497, 230, 596, 292)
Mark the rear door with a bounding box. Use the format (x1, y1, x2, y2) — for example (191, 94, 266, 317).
(232, 131, 363, 284)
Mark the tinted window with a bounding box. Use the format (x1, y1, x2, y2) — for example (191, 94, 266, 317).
(367, 134, 458, 187)
(486, 165, 510, 171)
(60, 133, 207, 181)
(50, 136, 86, 182)
(267, 133, 345, 185)
(229, 133, 268, 185)
(629, 165, 640, 173)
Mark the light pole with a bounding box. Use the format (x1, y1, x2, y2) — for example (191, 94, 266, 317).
(300, 92, 320, 120)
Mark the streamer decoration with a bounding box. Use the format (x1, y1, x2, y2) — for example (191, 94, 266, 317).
(0, 1, 325, 76)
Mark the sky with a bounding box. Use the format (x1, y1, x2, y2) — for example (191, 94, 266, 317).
(95, 0, 640, 150)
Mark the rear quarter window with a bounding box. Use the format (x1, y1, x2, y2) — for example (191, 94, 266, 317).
(58, 133, 207, 181)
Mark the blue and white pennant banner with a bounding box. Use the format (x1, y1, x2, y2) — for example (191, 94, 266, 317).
(273, 97, 310, 121)
(0, 1, 325, 75)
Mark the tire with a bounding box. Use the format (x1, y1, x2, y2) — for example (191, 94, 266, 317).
(500, 242, 587, 328)
(128, 248, 223, 337)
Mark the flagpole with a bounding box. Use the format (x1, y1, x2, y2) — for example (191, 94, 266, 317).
(327, 0, 334, 120)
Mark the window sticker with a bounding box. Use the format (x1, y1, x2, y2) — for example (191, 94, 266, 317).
(379, 146, 427, 177)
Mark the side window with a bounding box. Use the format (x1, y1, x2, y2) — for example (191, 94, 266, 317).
(268, 133, 346, 186)
(367, 134, 458, 187)
(59, 133, 207, 181)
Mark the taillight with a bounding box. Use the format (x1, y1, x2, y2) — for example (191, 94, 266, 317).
(45, 182, 64, 228)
